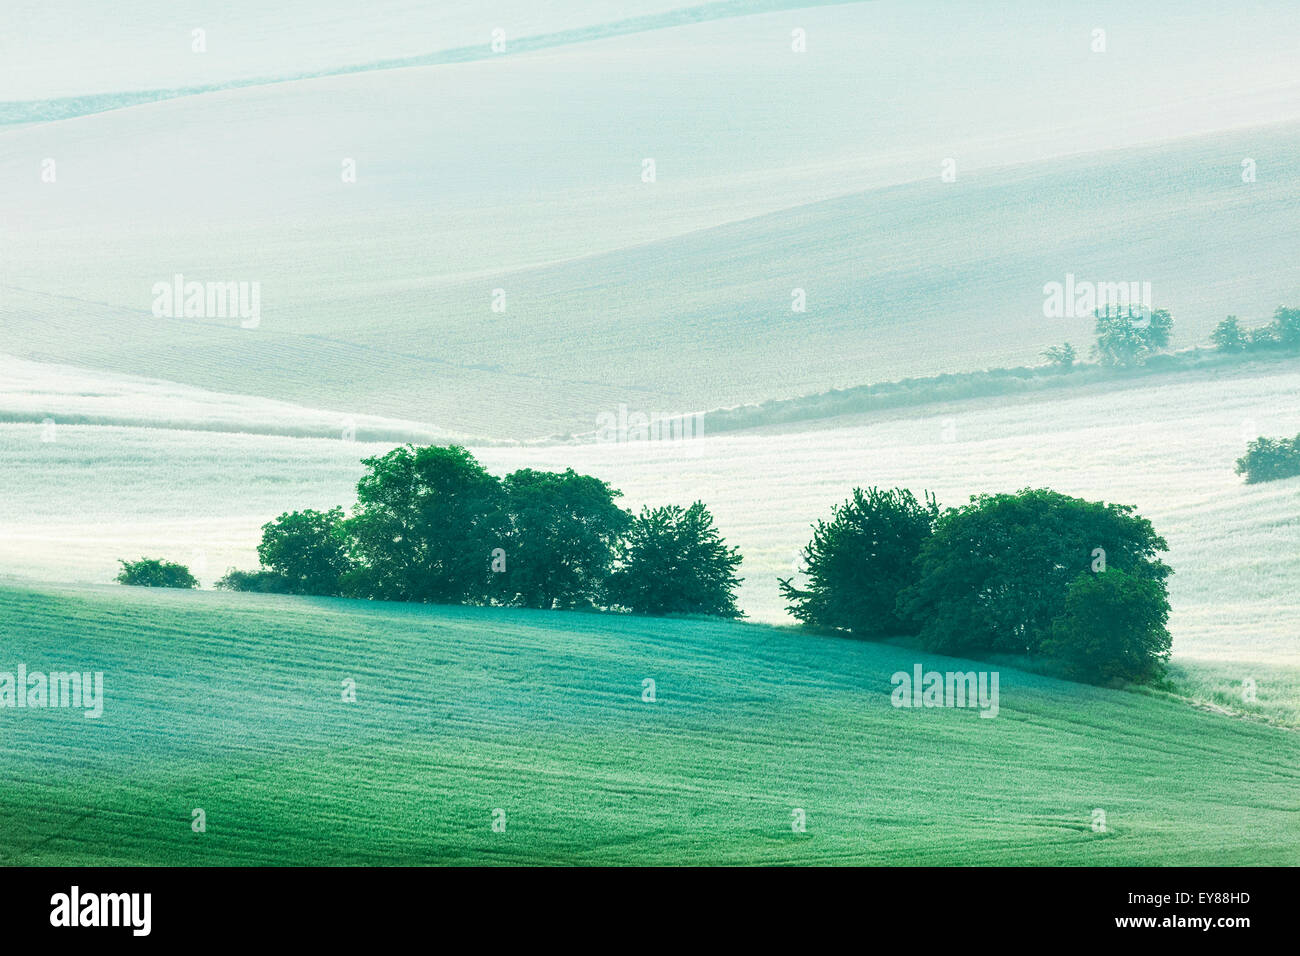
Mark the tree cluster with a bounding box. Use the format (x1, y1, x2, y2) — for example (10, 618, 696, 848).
(206, 445, 743, 617)
(781, 487, 1173, 684)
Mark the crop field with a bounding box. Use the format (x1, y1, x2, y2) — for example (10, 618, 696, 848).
(5, 1, 1300, 439)
(1, 583, 1296, 866)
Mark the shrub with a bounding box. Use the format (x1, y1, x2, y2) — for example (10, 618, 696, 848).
(1040, 343, 1077, 369)
(1235, 435, 1300, 484)
(779, 487, 938, 637)
(115, 558, 199, 589)
(608, 502, 742, 617)
(1042, 569, 1171, 684)
(215, 568, 293, 593)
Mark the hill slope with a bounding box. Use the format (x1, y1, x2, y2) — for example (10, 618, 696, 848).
(1, 584, 1296, 865)
(5, 0, 1300, 439)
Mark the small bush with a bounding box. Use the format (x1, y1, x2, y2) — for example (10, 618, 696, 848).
(1235, 435, 1300, 484)
(215, 568, 293, 593)
(1040, 343, 1077, 369)
(116, 558, 199, 589)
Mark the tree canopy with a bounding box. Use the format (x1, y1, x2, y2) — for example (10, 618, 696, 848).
(779, 486, 938, 637)
(609, 503, 743, 617)
(899, 488, 1171, 658)
(116, 558, 199, 589)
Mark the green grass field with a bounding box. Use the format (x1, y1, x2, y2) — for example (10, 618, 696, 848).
(1, 583, 1296, 866)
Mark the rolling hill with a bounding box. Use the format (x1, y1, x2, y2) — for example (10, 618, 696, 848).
(1, 583, 1296, 865)
(4, 0, 1300, 439)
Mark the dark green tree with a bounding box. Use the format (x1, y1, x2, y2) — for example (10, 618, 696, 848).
(115, 558, 199, 589)
(899, 488, 1171, 658)
(779, 487, 938, 637)
(608, 502, 743, 617)
(257, 507, 351, 596)
(497, 468, 630, 609)
(1042, 569, 1171, 684)
(343, 445, 505, 603)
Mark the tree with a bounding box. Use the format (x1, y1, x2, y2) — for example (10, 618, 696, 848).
(779, 487, 938, 637)
(1271, 306, 1300, 349)
(343, 445, 506, 604)
(608, 502, 743, 617)
(116, 558, 199, 589)
(1247, 325, 1278, 349)
(1042, 569, 1171, 684)
(1210, 316, 1247, 351)
(257, 507, 351, 596)
(1041, 343, 1077, 369)
(1093, 309, 1173, 367)
(1235, 435, 1300, 484)
(898, 488, 1171, 658)
(497, 468, 629, 609)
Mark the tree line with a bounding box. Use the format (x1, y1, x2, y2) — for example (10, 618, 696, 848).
(213, 444, 743, 617)
(118, 447, 1176, 687)
(1042, 305, 1300, 370)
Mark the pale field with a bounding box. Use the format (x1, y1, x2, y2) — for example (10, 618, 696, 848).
(2, 363, 1297, 718)
(0, 352, 456, 442)
(2, 0, 824, 101)
(4, 1, 1300, 438)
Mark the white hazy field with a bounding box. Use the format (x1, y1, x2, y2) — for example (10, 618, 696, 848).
(4, 1, 1300, 437)
(2, 1, 1298, 726)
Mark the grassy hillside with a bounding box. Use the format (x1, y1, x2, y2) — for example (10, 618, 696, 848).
(1, 583, 1296, 865)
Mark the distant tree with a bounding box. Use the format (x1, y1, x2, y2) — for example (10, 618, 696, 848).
(1247, 325, 1278, 349)
(497, 468, 630, 609)
(1042, 569, 1171, 684)
(1093, 309, 1173, 367)
(1210, 316, 1248, 351)
(1041, 343, 1077, 369)
(215, 568, 292, 593)
(343, 445, 505, 604)
(899, 488, 1171, 659)
(608, 502, 743, 617)
(256, 507, 351, 596)
(1144, 308, 1174, 351)
(779, 487, 938, 637)
(1235, 435, 1300, 484)
(1271, 306, 1300, 349)
(116, 558, 199, 589)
